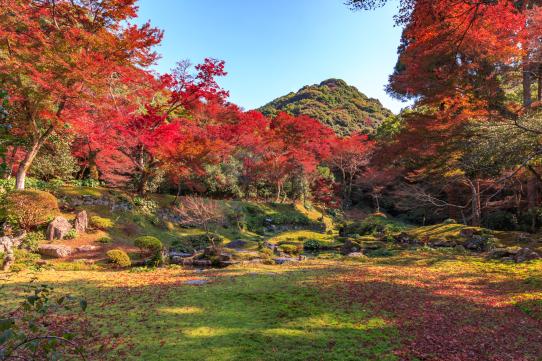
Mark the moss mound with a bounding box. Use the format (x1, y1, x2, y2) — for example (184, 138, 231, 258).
(4, 190, 59, 229)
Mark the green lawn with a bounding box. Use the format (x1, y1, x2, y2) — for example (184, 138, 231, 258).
(2, 249, 542, 360)
(0, 263, 398, 361)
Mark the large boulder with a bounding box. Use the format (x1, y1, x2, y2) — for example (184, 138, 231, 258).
(487, 247, 518, 260)
(38, 244, 73, 258)
(74, 210, 88, 233)
(46, 216, 73, 241)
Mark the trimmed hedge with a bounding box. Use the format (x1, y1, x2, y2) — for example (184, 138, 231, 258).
(134, 236, 163, 254)
(106, 249, 131, 267)
(90, 216, 114, 230)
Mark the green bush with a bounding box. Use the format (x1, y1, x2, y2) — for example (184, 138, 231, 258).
(65, 229, 78, 240)
(279, 244, 301, 255)
(106, 249, 131, 267)
(133, 197, 158, 214)
(172, 233, 224, 253)
(4, 190, 59, 229)
(97, 236, 113, 244)
(90, 216, 114, 230)
(134, 236, 163, 254)
(23, 231, 44, 252)
(303, 239, 322, 251)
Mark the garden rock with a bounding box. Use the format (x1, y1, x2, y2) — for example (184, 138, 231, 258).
(395, 233, 419, 245)
(1, 231, 26, 271)
(46, 216, 73, 241)
(274, 257, 298, 265)
(346, 252, 367, 258)
(38, 244, 73, 258)
(487, 247, 518, 260)
(74, 210, 88, 233)
(463, 235, 490, 252)
(225, 239, 247, 249)
(514, 247, 541, 263)
(76, 245, 99, 252)
(193, 259, 212, 267)
(430, 239, 457, 248)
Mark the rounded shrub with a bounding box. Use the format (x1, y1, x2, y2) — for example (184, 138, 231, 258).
(4, 190, 59, 229)
(97, 236, 113, 244)
(106, 249, 131, 267)
(134, 236, 163, 254)
(303, 239, 322, 251)
(90, 216, 114, 230)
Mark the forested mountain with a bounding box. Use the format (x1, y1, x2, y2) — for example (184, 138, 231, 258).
(258, 79, 393, 136)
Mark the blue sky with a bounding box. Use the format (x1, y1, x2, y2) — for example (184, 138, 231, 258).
(136, 0, 406, 114)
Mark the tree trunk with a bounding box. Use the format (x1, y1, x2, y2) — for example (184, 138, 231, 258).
(14, 125, 54, 190)
(88, 150, 99, 180)
(374, 194, 380, 213)
(15, 142, 41, 190)
(137, 171, 150, 195)
(538, 64, 542, 102)
(523, 58, 532, 108)
(275, 181, 282, 203)
(468, 178, 481, 226)
(527, 168, 539, 232)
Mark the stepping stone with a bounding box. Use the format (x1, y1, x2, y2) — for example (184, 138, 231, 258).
(184, 279, 208, 285)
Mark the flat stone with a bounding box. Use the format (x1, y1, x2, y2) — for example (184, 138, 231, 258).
(274, 257, 298, 265)
(169, 251, 193, 258)
(184, 279, 208, 285)
(38, 244, 73, 258)
(346, 252, 366, 258)
(76, 245, 100, 252)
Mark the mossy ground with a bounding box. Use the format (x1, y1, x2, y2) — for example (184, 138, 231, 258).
(1, 254, 541, 360)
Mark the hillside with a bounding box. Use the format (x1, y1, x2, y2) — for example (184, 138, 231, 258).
(259, 78, 393, 136)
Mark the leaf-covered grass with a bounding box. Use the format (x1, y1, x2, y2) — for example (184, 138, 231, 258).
(0, 263, 398, 361)
(2, 253, 541, 360)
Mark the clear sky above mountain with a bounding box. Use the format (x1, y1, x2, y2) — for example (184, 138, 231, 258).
(136, 0, 406, 114)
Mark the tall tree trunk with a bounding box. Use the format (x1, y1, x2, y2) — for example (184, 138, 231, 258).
(468, 178, 481, 226)
(523, 58, 538, 231)
(538, 64, 542, 102)
(275, 181, 282, 203)
(523, 58, 533, 108)
(137, 171, 149, 195)
(88, 150, 99, 180)
(15, 125, 54, 190)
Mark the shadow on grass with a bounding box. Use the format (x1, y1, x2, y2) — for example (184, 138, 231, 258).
(0, 267, 398, 361)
